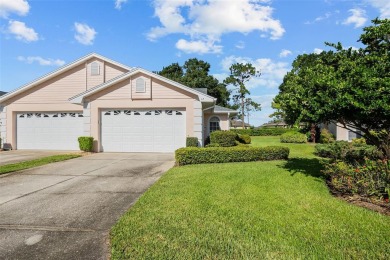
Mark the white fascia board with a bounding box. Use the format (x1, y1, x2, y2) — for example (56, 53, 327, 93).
(0, 53, 132, 105)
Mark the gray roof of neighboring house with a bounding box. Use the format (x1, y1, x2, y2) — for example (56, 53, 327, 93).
(214, 105, 237, 113)
(193, 88, 208, 95)
(231, 120, 251, 127)
(0, 91, 7, 96)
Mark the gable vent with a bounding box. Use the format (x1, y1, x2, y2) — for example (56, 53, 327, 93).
(135, 78, 146, 93)
(91, 62, 100, 75)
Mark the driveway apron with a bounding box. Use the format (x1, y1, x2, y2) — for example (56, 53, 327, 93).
(0, 153, 174, 260)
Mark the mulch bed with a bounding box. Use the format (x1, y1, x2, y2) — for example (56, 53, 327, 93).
(328, 184, 390, 216)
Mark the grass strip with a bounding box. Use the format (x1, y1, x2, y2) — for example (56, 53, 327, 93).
(0, 154, 82, 175)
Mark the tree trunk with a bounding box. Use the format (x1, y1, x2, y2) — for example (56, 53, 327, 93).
(310, 123, 316, 143)
(241, 97, 245, 129)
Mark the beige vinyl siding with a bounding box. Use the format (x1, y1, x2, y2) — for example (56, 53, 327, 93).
(105, 63, 128, 81)
(152, 78, 196, 99)
(88, 80, 131, 100)
(9, 64, 87, 104)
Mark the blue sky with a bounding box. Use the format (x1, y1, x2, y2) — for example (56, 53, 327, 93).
(1, 0, 389, 126)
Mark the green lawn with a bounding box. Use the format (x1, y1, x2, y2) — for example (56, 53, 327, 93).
(0, 154, 82, 175)
(111, 136, 390, 259)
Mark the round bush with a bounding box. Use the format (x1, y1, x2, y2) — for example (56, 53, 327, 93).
(319, 129, 335, 143)
(210, 130, 237, 147)
(280, 132, 307, 143)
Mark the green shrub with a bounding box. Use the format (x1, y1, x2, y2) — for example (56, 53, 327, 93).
(323, 159, 390, 199)
(319, 129, 335, 143)
(175, 146, 289, 165)
(186, 137, 198, 147)
(315, 141, 381, 163)
(78, 136, 94, 152)
(352, 138, 366, 145)
(280, 132, 307, 143)
(205, 143, 220, 148)
(237, 134, 251, 144)
(210, 131, 237, 147)
(231, 128, 298, 136)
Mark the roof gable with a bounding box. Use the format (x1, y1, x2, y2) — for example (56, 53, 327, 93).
(0, 53, 132, 104)
(69, 67, 216, 104)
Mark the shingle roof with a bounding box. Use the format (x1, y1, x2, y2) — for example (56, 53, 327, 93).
(214, 105, 237, 113)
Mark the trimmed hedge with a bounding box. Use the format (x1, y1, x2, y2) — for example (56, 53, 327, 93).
(237, 134, 251, 144)
(210, 130, 237, 147)
(78, 136, 94, 152)
(175, 146, 289, 165)
(231, 128, 298, 136)
(280, 132, 307, 143)
(186, 137, 198, 147)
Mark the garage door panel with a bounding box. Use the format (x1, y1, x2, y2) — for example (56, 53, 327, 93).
(17, 112, 83, 150)
(101, 109, 186, 153)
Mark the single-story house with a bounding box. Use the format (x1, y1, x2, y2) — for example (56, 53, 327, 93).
(261, 121, 306, 129)
(0, 53, 237, 152)
(322, 122, 362, 141)
(230, 119, 251, 129)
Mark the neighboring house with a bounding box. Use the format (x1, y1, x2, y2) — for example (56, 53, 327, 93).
(230, 119, 251, 129)
(261, 121, 305, 128)
(0, 53, 237, 152)
(322, 122, 362, 141)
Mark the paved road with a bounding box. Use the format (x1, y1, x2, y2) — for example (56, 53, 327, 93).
(0, 153, 174, 260)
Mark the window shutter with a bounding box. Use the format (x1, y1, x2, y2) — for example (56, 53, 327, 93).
(91, 62, 100, 75)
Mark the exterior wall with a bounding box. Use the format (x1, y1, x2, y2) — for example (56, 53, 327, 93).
(1, 58, 129, 149)
(323, 122, 350, 141)
(203, 113, 229, 140)
(86, 76, 199, 152)
(131, 74, 152, 100)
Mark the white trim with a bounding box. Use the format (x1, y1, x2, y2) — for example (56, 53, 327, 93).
(0, 53, 132, 104)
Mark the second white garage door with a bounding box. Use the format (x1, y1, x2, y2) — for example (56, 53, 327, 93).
(101, 109, 186, 152)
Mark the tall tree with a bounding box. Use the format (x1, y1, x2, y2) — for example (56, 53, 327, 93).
(157, 59, 231, 107)
(274, 18, 390, 157)
(244, 98, 261, 126)
(224, 63, 261, 128)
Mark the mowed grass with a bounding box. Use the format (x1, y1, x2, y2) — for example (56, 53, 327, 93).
(111, 136, 390, 259)
(0, 154, 82, 175)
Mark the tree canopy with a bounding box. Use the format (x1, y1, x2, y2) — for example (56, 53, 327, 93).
(274, 18, 390, 157)
(224, 63, 261, 128)
(158, 58, 231, 107)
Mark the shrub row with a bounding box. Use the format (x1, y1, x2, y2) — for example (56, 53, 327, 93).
(175, 146, 289, 165)
(323, 159, 389, 199)
(315, 141, 381, 164)
(280, 132, 307, 143)
(231, 128, 298, 136)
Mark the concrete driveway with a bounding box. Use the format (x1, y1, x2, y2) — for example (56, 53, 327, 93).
(0, 153, 174, 260)
(0, 150, 79, 166)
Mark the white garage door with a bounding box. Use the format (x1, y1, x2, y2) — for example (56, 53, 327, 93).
(17, 112, 84, 150)
(101, 109, 186, 152)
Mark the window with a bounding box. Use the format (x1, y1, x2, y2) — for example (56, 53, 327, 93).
(135, 78, 146, 93)
(209, 116, 220, 133)
(91, 62, 100, 75)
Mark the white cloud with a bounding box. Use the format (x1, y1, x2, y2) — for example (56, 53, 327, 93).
(176, 38, 222, 54)
(313, 48, 323, 54)
(114, 0, 128, 10)
(17, 56, 65, 66)
(74, 22, 96, 45)
(0, 0, 29, 18)
(221, 55, 290, 89)
(343, 8, 367, 28)
(148, 0, 285, 54)
(367, 0, 390, 18)
(279, 49, 292, 58)
(305, 11, 335, 25)
(235, 41, 245, 49)
(8, 20, 38, 42)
